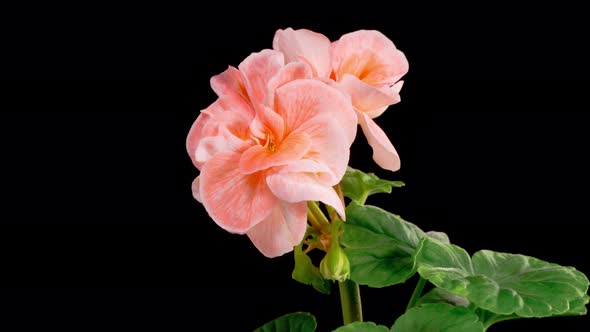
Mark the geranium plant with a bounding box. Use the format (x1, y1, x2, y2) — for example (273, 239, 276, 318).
(186, 28, 589, 331)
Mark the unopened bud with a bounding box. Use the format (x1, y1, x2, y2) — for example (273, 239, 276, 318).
(320, 241, 350, 282)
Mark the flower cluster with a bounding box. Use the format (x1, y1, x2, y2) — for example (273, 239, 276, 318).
(186, 28, 408, 257)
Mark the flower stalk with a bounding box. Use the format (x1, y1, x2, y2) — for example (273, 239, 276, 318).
(339, 279, 363, 324)
(307, 201, 331, 234)
(405, 276, 427, 311)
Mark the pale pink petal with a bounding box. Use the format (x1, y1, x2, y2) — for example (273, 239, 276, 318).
(238, 49, 284, 107)
(265, 61, 312, 108)
(275, 80, 356, 143)
(267, 172, 346, 219)
(210, 66, 251, 106)
(338, 74, 400, 117)
(295, 114, 351, 184)
(249, 105, 285, 143)
(273, 28, 332, 78)
(357, 111, 401, 172)
(246, 201, 307, 258)
(186, 95, 254, 169)
(332, 30, 408, 85)
(362, 81, 404, 119)
(277, 158, 338, 185)
(385, 48, 409, 84)
(191, 176, 202, 203)
(239, 131, 312, 174)
(186, 105, 221, 169)
(278, 158, 331, 174)
(194, 115, 252, 165)
(213, 86, 257, 118)
(200, 152, 277, 233)
(194, 136, 233, 166)
(392, 80, 404, 94)
(274, 79, 357, 182)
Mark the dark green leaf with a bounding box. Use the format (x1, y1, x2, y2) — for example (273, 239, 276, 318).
(416, 237, 590, 318)
(340, 167, 404, 204)
(332, 322, 390, 332)
(341, 203, 425, 287)
(292, 245, 331, 294)
(392, 303, 484, 332)
(255, 312, 317, 332)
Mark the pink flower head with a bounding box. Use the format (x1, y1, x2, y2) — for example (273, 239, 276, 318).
(273, 28, 409, 171)
(186, 50, 357, 257)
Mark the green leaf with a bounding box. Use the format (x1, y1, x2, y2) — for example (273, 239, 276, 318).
(425, 231, 450, 244)
(416, 237, 590, 318)
(415, 237, 474, 295)
(332, 322, 390, 332)
(474, 294, 589, 329)
(341, 202, 425, 287)
(292, 245, 331, 294)
(417, 288, 470, 307)
(340, 167, 404, 204)
(254, 312, 317, 332)
(392, 303, 484, 332)
(470, 250, 589, 316)
(472, 308, 519, 330)
(560, 294, 589, 316)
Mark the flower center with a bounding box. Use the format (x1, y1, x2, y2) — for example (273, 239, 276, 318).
(263, 132, 277, 152)
(265, 140, 276, 152)
(252, 132, 276, 152)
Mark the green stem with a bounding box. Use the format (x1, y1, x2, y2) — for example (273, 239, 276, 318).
(406, 276, 427, 311)
(307, 209, 322, 232)
(357, 192, 368, 205)
(307, 201, 331, 233)
(338, 279, 363, 324)
(474, 307, 510, 331)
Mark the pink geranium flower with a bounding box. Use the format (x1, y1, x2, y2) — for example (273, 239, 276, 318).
(186, 50, 357, 257)
(273, 28, 409, 171)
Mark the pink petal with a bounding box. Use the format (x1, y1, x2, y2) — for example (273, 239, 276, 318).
(194, 135, 233, 167)
(275, 79, 356, 143)
(246, 201, 307, 258)
(357, 111, 401, 172)
(273, 28, 332, 78)
(249, 105, 285, 144)
(186, 95, 254, 169)
(200, 151, 277, 233)
(191, 176, 202, 203)
(186, 105, 221, 169)
(274, 79, 357, 182)
(265, 61, 312, 108)
(392, 80, 404, 94)
(338, 74, 401, 117)
(332, 30, 408, 85)
(238, 49, 284, 107)
(267, 172, 346, 219)
(239, 131, 312, 174)
(362, 81, 404, 119)
(210, 66, 251, 106)
(277, 158, 338, 185)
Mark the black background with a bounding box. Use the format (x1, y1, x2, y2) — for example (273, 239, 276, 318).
(2, 3, 589, 331)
